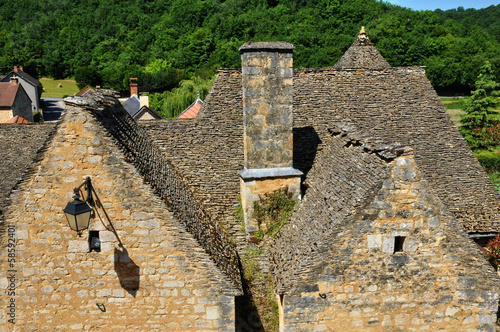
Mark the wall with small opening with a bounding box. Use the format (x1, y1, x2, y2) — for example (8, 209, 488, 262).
(276, 153, 499, 331)
(0, 105, 237, 331)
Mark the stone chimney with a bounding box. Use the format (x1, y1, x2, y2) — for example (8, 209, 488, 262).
(238, 42, 302, 240)
(130, 78, 138, 96)
(10, 75, 18, 85)
(13, 66, 18, 72)
(19, 66, 23, 71)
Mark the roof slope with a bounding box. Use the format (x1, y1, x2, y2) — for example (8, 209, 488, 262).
(0, 83, 20, 107)
(177, 96, 204, 119)
(6, 115, 29, 123)
(1, 68, 39, 87)
(270, 131, 394, 291)
(142, 64, 500, 234)
(0, 123, 56, 230)
(292, 66, 500, 232)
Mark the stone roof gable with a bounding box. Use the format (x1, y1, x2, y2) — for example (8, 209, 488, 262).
(333, 27, 391, 69)
(269, 131, 499, 330)
(65, 91, 242, 293)
(270, 129, 498, 293)
(269, 131, 405, 291)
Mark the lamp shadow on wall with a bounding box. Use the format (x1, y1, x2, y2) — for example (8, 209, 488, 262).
(114, 246, 140, 297)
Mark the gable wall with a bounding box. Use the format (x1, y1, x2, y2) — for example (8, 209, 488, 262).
(11, 87, 33, 122)
(278, 153, 499, 331)
(0, 106, 235, 331)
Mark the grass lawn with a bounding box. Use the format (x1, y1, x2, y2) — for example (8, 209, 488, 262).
(40, 78, 79, 98)
(441, 97, 465, 127)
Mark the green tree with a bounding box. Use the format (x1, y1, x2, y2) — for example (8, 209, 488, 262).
(150, 75, 215, 118)
(459, 61, 500, 149)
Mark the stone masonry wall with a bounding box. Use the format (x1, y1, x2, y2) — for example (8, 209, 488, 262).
(275, 140, 499, 331)
(240, 43, 294, 169)
(240, 176, 301, 238)
(0, 111, 12, 123)
(0, 105, 237, 331)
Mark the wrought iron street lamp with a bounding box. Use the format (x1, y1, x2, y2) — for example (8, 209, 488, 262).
(62, 177, 122, 246)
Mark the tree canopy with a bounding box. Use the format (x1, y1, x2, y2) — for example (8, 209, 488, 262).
(0, 0, 498, 94)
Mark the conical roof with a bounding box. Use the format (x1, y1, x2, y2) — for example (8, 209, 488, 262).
(334, 27, 390, 69)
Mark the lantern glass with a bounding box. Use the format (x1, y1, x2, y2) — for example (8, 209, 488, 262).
(63, 196, 92, 232)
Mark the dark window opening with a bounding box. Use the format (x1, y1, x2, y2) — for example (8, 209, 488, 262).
(394, 236, 405, 253)
(89, 231, 101, 252)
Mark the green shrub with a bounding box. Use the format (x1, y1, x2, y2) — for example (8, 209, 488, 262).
(253, 191, 297, 240)
(474, 150, 500, 173)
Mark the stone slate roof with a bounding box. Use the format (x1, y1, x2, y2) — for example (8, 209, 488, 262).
(0, 123, 56, 230)
(270, 130, 499, 297)
(1, 68, 40, 87)
(142, 63, 500, 234)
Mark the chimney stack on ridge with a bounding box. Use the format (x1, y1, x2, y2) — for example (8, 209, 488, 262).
(238, 42, 302, 240)
(130, 77, 138, 96)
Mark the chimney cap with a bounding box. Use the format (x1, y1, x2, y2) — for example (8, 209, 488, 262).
(239, 41, 295, 54)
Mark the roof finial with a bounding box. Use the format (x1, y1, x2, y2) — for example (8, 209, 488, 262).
(356, 26, 372, 46)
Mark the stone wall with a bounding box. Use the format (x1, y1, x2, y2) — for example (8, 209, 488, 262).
(0, 104, 237, 331)
(0, 111, 12, 123)
(271, 132, 499, 331)
(240, 176, 301, 238)
(0, 123, 56, 239)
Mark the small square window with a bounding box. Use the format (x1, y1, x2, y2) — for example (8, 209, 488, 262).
(394, 236, 406, 253)
(89, 231, 101, 252)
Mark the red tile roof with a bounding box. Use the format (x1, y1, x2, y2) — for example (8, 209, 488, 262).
(177, 98, 203, 119)
(6, 115, 29, 123)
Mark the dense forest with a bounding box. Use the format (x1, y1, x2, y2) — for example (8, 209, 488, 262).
(0, 0, 499, 100)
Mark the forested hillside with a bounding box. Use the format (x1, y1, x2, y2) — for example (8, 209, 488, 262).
(0, 0, 498, 95)
(437, 5, 500, 42)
